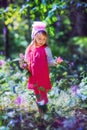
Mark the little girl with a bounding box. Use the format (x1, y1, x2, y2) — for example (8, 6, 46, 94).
(20, 21, 63, 117)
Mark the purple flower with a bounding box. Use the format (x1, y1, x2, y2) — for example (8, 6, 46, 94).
(23, 63, 28, 67)
(0, 51, 3, 55)
(14, 96, 23, 106)
(72, 85, 78, 95)
(69, 62, 74, 67)
(0, 60, 5, 66)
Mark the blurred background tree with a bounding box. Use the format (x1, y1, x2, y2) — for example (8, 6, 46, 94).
(0, 0, 87, 60)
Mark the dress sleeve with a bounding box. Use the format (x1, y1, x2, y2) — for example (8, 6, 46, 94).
(45, 46, 57, 66)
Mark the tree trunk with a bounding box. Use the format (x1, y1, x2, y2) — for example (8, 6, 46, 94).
(69, 4, 87, 36)
(2, 0, 10, 59)
(27, 6, 31, 42)
(3, 25, 9, 59)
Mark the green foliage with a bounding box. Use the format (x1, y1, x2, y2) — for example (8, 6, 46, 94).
(71, 37, 87, 48)
(0, 58, 87, 129)
(0, 0, 87, 59)
(0, 59, 30, 101)
(50, 59, 79, 90)
(77, 75, 87, 108)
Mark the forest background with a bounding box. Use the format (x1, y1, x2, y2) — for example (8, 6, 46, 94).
(0, 0, 87, 130)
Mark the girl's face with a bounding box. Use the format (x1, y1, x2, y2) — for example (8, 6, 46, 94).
(34, 32, 47, 47)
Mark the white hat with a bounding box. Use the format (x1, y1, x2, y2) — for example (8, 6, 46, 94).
(31, 21, 47, 39)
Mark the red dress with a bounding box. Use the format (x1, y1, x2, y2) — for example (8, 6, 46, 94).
(26, 44, 52, 104)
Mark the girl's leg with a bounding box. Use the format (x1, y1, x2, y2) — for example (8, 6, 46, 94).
(34, 89, 48, 118)
(34, 88, 48, 104)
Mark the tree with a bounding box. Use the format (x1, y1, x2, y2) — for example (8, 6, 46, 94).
(0, 0, 14, 59)
(0, 0, 87, 59)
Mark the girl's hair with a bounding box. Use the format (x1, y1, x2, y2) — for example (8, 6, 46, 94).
(26, 29, 48, 54)
(35, 30, 48, 37)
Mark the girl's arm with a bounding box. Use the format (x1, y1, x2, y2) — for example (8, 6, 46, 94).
(45, 46, 57, 66)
